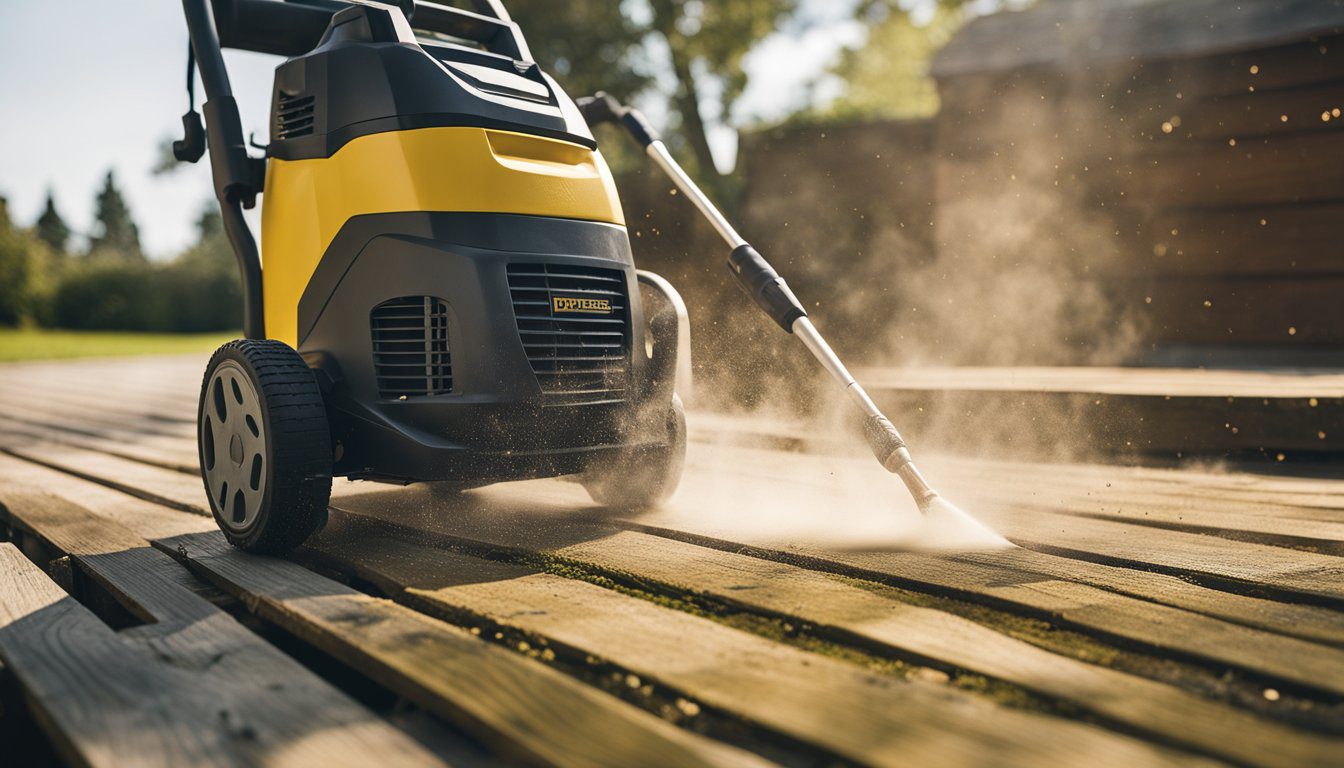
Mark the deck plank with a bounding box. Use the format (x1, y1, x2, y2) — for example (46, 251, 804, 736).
(649, 520, 1344, 698)
(982, 507, 1344, 606)
(0, 455, 764, 768)
(0, 490, 450, 768)
(302, 516, 1211, 768)
(5, 354, 1344, 765)
(9, 435, 1344, 697)
(326, 497, 1343, 767)
(682, 445, 1344, 606)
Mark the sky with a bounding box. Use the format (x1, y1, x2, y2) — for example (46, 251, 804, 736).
(0, 1, 868, 259)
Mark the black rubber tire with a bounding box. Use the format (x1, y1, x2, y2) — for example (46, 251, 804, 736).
(197, 339, 332, 553)
(581, 395, 687, 509)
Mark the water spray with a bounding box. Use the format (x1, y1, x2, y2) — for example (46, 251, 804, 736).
(579, 93, 1010, 549)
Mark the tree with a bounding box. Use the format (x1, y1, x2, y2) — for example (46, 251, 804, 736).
(35, 189, 72, 255)
(823, 3, 970, 121)
(508, 0, 799, 197)
(87, 170, 143, 260)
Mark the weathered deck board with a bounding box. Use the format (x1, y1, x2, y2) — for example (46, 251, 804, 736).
(680, 444, 1344, 606)
(304, 516, 1211, 768)
(324, 501, 1343, 767)
(4, 353, 1344, 767)
(10, 433, 1344, 699)
(628, 521, 1344, 699)
(984, 507, 1344, 606)
(9, 391, 1344, 653)
(0, 491, 450, 768)
(0, 543, 237, 768)
(0, 391, 194, 440)
(0, 457, 763, 768)
(0, 412, 197, 474)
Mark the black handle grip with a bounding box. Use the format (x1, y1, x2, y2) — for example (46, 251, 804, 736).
(173, 110, 207, 163)
(727, 244, 808, 332)
(575, 91, 660, 148)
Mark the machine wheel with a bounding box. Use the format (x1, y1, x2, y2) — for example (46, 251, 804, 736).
(198, 339, 332, 553)
(582, 395, 687, 509)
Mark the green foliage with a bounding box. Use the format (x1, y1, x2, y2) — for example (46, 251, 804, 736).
(50, 255, 241, 333)
(87, 170, 143, 259)
(50, 200, 240, 333)
(507, 0, 798, 191)
(824, 3, 968, 121)
(35, 190, 71, 255)
(506, 1, 650, 102)
(51, 259, 162, 330)
(0, 197, 58, 326)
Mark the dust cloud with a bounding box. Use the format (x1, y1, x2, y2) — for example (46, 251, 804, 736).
(646, 434, 1012, 552)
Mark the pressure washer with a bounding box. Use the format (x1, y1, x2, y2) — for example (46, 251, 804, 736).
(177, 0, 999, 553)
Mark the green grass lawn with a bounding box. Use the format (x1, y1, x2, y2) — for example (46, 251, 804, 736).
(0, 328, 239, 363)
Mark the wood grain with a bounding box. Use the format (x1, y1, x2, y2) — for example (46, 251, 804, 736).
(0, 540, 446, 768)
(302, 516, 1211, 768)
(326, 498, 1344, 768)
(0, 491, 450, 768)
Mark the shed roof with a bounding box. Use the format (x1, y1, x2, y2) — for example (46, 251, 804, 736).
(931, 0, 1344, 78)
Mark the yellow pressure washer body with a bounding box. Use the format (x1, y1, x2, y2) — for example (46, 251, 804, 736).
(178, 0, 686, 552)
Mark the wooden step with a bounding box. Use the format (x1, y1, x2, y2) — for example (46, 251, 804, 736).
(855, 366, 1344, 456)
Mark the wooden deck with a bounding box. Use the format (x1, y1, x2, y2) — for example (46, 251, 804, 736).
(0, 355, 1341, 767)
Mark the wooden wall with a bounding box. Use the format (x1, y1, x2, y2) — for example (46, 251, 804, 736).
(933, 26, 1344, 364)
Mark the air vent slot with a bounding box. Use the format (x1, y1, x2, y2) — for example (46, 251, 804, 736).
(371, 296, 452, 399)
(275, 92, 315, 139)
(507, 263, 631, 405)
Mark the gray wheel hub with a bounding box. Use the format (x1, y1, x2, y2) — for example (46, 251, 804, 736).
(200, 360, 267, 531)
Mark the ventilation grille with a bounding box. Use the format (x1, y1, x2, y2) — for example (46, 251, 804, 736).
(275, 92, 315, 139)
(371, 296, 452, 399)
(507, 263, 631, 405)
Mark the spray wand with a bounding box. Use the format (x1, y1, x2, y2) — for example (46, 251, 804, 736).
(578, 93, 1006, 546)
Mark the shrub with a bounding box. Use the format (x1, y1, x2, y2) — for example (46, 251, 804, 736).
(0, 226, 56, 326)
(52, 260, 168, 331)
